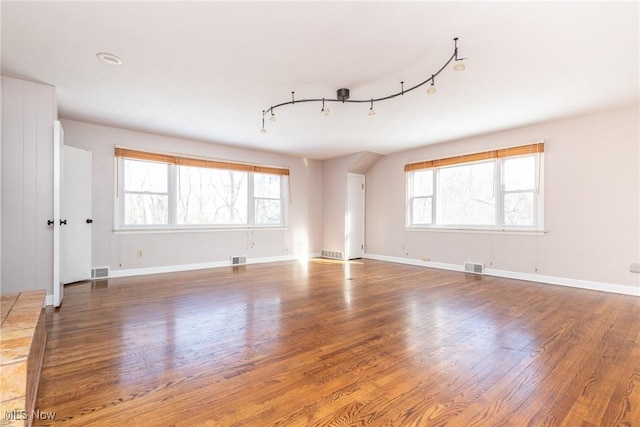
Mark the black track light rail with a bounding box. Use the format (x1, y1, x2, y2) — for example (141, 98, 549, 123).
(261, 37, 465, 122)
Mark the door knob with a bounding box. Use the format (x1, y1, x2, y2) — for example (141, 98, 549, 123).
(47, 219, 54, 226)
(86, 219, 93, 224)
(60, 219, 67, 225)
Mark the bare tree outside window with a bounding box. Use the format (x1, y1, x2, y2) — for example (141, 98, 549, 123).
(503, 156, 536, 225)
(123, 159, 169, 225)
(177, 166, 247, 225)
(254, 173, 282, 225)
(437, 162, 495, 225)
(118, 154, 287, 229)
(407, 153, 541, 229)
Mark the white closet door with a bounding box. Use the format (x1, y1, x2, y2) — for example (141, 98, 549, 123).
(346, 173, 365, 259)
(61, 145, 92, 285)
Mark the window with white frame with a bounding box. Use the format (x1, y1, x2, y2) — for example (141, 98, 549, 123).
(115, 148, 288, 229)
(406, 143, 544, 230)
(123, 159, 170, 226)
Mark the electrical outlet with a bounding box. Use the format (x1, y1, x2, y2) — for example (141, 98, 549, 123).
(137, 250, 143, 257)
(631, 263, 640, 273)
(422, 256, 430, 262)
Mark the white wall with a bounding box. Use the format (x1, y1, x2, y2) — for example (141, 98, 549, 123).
(366, 106, 640, 293)
(1, 76, 57, 295)
(61, 119, 323, 274)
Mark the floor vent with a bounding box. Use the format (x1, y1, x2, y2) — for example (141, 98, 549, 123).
(321, 250, 344, 260)
(231, 255, 247, 266)
(464, 262, 484, 275)
(91, 267, 109, 278)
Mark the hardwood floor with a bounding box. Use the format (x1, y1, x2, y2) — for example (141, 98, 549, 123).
(34, 259, 639, 426)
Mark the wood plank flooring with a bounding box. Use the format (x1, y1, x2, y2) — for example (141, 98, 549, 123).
(34, 259, 640, 426)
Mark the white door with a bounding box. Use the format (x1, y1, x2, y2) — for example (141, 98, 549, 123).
(61, 145, 92, 284)
(346, 173, 365, 259)
(53, 122, 63, 306)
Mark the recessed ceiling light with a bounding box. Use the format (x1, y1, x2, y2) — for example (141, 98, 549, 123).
(96, 52, 122, 65)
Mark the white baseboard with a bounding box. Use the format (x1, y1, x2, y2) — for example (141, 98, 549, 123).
(364, 253, 640, 297)
(364, 253, 465, 273)
(108, 252, 322, 279)
(46, 252, 636, 303)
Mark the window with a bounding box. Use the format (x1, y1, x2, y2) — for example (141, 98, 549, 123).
(115, 148, 288, 229)
(254, 173, 282, 225)
(177, 166, 248, 225)
(406, 143, 544, 230)
(123, 159, 169, 225)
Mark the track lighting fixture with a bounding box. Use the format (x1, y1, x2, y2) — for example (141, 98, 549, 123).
(260, 37, 466, 133)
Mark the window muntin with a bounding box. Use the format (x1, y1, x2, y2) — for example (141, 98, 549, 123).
(407, 152, 542, 230)
(117, 151, 287, 229)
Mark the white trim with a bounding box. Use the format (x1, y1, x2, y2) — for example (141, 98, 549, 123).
(364, 253, 640, 297)
(108, 252, 321, 279)
(364, 253, 465, 272)
(45, 252, 319, 305)
(113, 226, 288, 235)
(405, 227, 547, 236)
(43, 252, 637, 303)
(484, 268, 640, 297)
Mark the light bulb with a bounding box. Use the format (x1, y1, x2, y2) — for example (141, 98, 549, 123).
(269, 113, 276, 122)
(453, 60, 466, 71)
(324, 108, 330, 117)
(260, 127, 267, 134)
(427, 83, 436, 94)
(368, 108, 376, 116)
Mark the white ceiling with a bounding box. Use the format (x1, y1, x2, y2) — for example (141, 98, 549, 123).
(2, 1, 638, 160)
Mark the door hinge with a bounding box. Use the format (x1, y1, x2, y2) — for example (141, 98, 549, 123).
(361, 244, 364, 249)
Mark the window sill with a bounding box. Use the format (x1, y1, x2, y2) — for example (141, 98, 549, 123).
(113, 226, 288, 235)
(405, 227, 547, 236)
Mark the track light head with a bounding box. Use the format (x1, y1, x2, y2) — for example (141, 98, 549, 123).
(427, 75, 436, 94)
(260, 112, 267, 134)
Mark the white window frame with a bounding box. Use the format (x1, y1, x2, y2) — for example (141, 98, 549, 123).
(252, 172, 286, 226)
(115, 157, 288, 231)
(406, 153, 544, 232)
